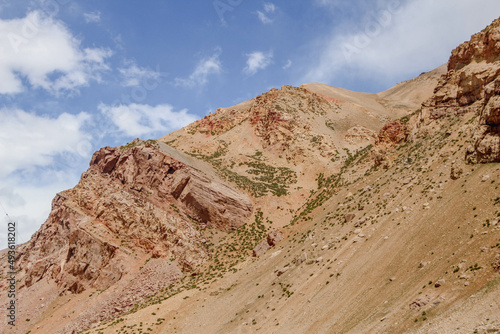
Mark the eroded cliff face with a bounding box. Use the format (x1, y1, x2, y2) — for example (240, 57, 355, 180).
(416, 18, 500, 163)
(89, 143, 253, 231)
(16, 140, 253, 296)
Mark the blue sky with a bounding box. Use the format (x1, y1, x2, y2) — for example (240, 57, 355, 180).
(1, 0, 500, 247)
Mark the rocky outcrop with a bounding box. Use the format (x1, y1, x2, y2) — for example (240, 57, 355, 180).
(370, 120, 408, 169)
(253, 229, 284, 257)
(450, 163, 463, 180)
(494, 253, 500, 272)
(17, 140, 253, 296)
(252, 240, 270, 257)
(185, 108, 248, 136)
(90, 144, 253, 230)
(376, 121, 408, 146)
(416, 17, 500, 163)
(177, 85, 339, 163)
(344, 213, 356, 223)
(248, 86, 334, 152)
(267, 230, 284, 247)
(58, 259, 184, 334)
(345, 126, 377, 145)
(448, 19, 500, 71)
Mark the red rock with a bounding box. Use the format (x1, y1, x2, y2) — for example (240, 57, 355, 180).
(415, 17, 500, 164)
(376, 121, 408, 146)
(17, 140, 253, 297)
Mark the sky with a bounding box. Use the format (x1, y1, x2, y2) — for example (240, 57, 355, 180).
(0, 0, 500, 248)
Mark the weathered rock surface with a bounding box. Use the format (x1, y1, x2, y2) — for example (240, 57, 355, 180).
(296, 252, 308, 265)
(409, 296, 430, 311)
(370, 121, 408, 169)
(376, 121, 408, 146)
(494, 253, 500, 272)
(58, 259, 183, 334)
(90, 143, 253, 230)
(17, 140, 253, 297)
(345, 126, 377, 145)
(183, 85, 338, 161)
(253, 229, 285, 256)
(450, 163, 463, 180)
(416, 18, 500, 163)
(253, 240, 270, 257)
(344, 213, 356, 223)
(267, 230, 284, 246)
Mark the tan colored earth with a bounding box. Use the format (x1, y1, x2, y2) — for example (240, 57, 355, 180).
(1, 16, 500, 334)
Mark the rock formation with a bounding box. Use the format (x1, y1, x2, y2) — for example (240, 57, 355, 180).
(4, 17, 500, 334)
(417, 18, 500, 163)
(376, 121, 408, 146)
(16, 140, 253, 296)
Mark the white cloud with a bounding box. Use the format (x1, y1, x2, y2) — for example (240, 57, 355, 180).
(0, 108, 92, 177)
(175, 50, 222, 88)
(0, 108, 94, 249)
(256, 2, 276, 24)
(100, 103, 198, 138)
(0, 170, 84, 248)
(0, 11, 112, 95)
(264, 3, 276, 13)
(84, 11, 101, 23)
(303, 0, 500, 88)
(283, 59, 292, 70)
(119, 61, 163, 87)
(244, 51, 273, 75)
(257, 11, 273, 24)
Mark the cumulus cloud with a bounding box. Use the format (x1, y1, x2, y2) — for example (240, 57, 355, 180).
(0, 108, 94, 248)
(118, 61, 163, 87)
(84, 11, 101, 23)
(244, 51, 273, 75)
(175, 50, 222, 88)
(0, 108, 92, 177)
(303, 0, 500, 89)
(256, 2, 276, 24)
(100, 103, 198, 138)
(0, 171, 84, 248)
(0, 11, 112, 95)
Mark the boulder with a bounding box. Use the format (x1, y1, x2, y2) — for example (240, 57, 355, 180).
(376, 121, 408, 146)
(345, 213, 356, 223)
(450, 164, 463, 180)
(296, 252, 308, 265)
(253, 229, 285, 257)
(252, 240, 270, 257)
(267, 230, 284, 246)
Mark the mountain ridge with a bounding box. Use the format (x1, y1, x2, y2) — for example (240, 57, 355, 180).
(1, 17, 500, 334)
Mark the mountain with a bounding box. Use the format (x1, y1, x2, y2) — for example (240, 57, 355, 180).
(1, 17, 500, 334)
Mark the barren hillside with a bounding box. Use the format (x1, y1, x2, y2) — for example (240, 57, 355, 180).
(1, 17, 500, 334)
